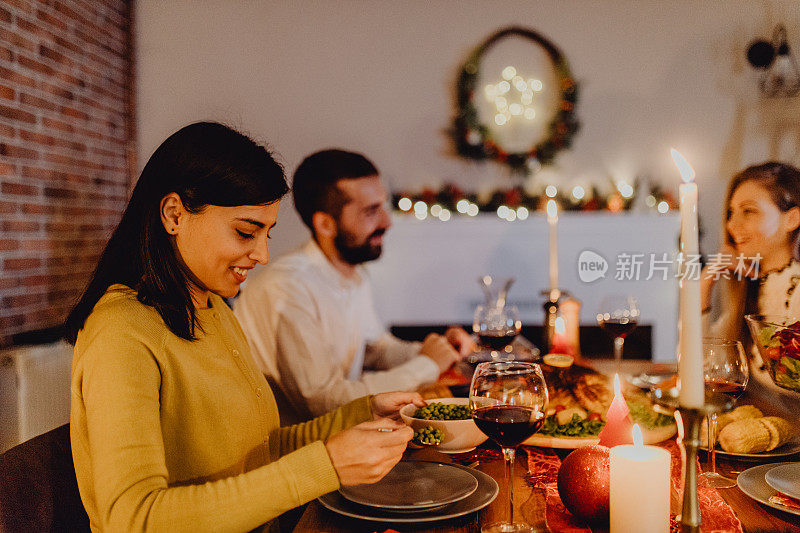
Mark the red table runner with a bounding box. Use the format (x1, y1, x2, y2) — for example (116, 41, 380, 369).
(524, 442, 744, 533)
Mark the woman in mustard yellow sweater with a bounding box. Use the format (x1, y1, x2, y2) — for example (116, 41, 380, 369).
(65, 122, 420, 532)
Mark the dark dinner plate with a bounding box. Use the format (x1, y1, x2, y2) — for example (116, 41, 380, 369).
(738, 462, 800, 516)
(319, 462, 499, 523)
(337, 461, 478, 510)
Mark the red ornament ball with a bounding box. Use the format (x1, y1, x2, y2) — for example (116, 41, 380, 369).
(556, 445, 610, 523)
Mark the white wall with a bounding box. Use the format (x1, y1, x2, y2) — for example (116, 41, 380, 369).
(370, 213, 682, 361)
(135, 0, 800, 259)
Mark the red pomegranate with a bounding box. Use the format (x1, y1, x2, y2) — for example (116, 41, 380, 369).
(556, 445, 611, 523)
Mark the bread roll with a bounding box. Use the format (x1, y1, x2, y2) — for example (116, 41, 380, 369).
(717, 416, 794, 453)
(701, 404, 763, 447)
(718, 418, 771, 453)
(760, 416, 795, 451)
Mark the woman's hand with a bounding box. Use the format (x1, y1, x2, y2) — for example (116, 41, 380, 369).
(445, 326, 477, 357)
(700, 244, 738, 311)
(371, 391, 426, 420)
(325, 419, 413, 486)
(705, 244, 739, 276)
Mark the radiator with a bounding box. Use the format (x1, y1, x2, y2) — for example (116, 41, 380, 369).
(0, 341, 72, 453)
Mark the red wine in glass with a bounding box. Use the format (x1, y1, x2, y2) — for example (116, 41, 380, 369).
(473, 405, 545, 447)
(478, 332, 517, 351)
(470, 362, 547, 533)
(596, 296, 639, 368)
(599, 318, 638, 338)
(705, 378, 746, 400)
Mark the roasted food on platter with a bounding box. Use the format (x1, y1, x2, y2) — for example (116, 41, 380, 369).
(538, 364, 674, 439)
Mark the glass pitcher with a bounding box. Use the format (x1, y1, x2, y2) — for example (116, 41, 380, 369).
(478, 275, 515, 309)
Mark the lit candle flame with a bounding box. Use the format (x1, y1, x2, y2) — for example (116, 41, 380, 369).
(554, 316, 566, 335)
(632, 424, 643, 447)
(670, 148, 695, 183)
(546, 199, 558, 220)
(613, 373, 621, 397)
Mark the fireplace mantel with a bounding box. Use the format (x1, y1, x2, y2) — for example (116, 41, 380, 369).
(368, 212, 681, 362)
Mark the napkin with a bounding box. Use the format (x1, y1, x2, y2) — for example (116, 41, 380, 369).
(524, 441, 743, 532)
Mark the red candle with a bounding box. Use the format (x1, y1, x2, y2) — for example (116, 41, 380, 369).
(598, 374, 633, 447)
(551, 336, 572, 355)
(550, 316, 574, 355)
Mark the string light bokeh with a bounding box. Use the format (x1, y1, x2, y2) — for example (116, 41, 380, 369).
(484, 65, 543, 126)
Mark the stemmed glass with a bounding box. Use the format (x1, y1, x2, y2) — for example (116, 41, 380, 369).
(596, 295, 639, 368)
(473, 304, 522, 360)
(702, 338, 748, 488)
(470, 362, 548, 533)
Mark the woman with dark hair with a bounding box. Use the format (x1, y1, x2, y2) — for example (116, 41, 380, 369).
(701, 162, 800, 408)
(66, 122, 419, 532)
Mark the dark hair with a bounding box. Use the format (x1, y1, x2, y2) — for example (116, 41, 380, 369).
(725, 162, 800, 257)
(292, 149, 378, 233)
(65, 122, 289, 343)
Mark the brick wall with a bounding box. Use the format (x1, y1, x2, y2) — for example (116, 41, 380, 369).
(0, 0, 135, 346)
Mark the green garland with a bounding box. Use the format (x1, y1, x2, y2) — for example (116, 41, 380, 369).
(452, 26, 580, 174)
(391, 181, 679, 216)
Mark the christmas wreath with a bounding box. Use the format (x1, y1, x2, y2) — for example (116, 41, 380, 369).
(451, 26, 580, 174)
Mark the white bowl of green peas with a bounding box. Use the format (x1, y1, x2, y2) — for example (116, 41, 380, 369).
(400, 397, 488, 453)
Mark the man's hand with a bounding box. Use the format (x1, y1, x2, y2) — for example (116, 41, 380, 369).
(371, 391, 426, 421)
(444, 326, 477, 357)
(419, 333, 460, 372)
(325, 419, 413, 486)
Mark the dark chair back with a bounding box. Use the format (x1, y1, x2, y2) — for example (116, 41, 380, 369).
(0, 424, 90, 532)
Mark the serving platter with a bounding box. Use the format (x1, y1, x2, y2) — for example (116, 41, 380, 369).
(523, 423, 676, 449)
(702, 429, 800, 460)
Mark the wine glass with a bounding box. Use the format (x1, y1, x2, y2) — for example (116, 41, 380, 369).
(596, 295, 639, 369)
(470, 362, 548, 533)
(473, 304, 522, 360)
(702, 338, 748, 488)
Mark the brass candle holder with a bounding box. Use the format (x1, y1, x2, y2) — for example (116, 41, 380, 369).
(650, 387, 734, 532)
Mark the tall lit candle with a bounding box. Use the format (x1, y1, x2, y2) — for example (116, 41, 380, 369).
(547, 199, 559, 295)
(671, 149, 704, 409)
(610, 425, 671, 533)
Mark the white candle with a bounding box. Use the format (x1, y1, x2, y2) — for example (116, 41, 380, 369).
(547, 199, 559, 294)
(671, 149, 704, 409)
(610, 425, 671, 533)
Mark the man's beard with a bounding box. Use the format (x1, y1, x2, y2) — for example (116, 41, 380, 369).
(334, 228, 385, 265)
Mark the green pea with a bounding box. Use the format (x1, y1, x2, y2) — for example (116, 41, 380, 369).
(412, 425, 443, 445)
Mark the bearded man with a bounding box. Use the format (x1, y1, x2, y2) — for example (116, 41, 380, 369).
(234, 149, 474, 424)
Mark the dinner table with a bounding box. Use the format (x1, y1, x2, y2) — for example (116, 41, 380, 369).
(292, 360, 800, 533)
